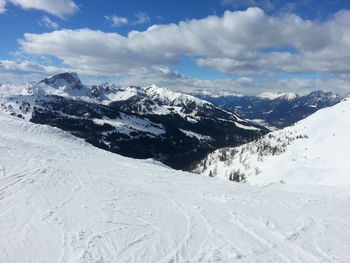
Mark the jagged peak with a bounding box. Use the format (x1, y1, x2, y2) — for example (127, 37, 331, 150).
(39, 72, 83, 90)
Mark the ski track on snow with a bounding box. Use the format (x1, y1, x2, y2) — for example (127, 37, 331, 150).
(0, 112, 349, 262)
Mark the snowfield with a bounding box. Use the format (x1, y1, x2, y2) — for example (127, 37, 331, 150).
(0, 112, 350, 262)
(195, 98, 350, 186)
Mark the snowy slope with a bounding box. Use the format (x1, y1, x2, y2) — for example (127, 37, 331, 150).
(1, 111, 350, 262)
(194, 98, 350, 186)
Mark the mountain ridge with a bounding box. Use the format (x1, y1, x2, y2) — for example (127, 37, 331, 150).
(193, 90, 343, 129)
(0, 72, 267, 170)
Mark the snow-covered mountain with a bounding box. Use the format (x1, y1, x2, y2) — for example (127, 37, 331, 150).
(257, 91, 298, 100)
(0, 72, 267, 170)
(1, 111, 349, 262)
(39, 72, 86, 92)
(194, 90, 343, 129)
(193, 97, 350, 185)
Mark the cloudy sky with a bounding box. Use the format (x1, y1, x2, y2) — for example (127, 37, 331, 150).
(1, 0, 350, 95)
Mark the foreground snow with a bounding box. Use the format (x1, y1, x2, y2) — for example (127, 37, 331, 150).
(0, 113, 349, 262)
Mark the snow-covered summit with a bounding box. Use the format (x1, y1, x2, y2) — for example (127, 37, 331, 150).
(258, 91, 298, 100)
(22, 72, 91, 98)
(145, 84, 211, 108)
(35, 73, 212, 109)
(23, 73, 214, 112)
(194, 97, 350, 185)
(94, 85, 145, 103)
(39, 72, 83, 90)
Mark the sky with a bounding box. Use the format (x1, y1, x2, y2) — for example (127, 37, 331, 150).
(1, 0, 350, 95)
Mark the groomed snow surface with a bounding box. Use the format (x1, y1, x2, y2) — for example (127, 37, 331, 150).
(0, 112, 350, 262)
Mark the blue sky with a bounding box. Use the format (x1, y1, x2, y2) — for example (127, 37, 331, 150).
(1, 0, 350, 95)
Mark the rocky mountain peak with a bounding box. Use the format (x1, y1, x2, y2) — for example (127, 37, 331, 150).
(39, 72, 84, 90)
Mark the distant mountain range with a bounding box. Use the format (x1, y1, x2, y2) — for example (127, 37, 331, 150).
(193, 91, 343, 129)
(0, 72, 267, 170)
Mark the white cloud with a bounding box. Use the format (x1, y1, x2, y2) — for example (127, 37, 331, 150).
(133, 12, 150, 25)
(117, 69, 350, 96)
(19, 28, 179, 76)
(0, 59, 68, 74)
(13, 8, 350, 95)
(19, 8, 350, 78)
(39, 15, 59, 29)
(1, 0, 77, 17)
(0, 59, 72, 83)
(0, 58, 118, 83)
(105, 12, 150, 28)
(104, 15, 128, 27)
(0, 0, 6, 13)
(196, 57, 268, 76)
